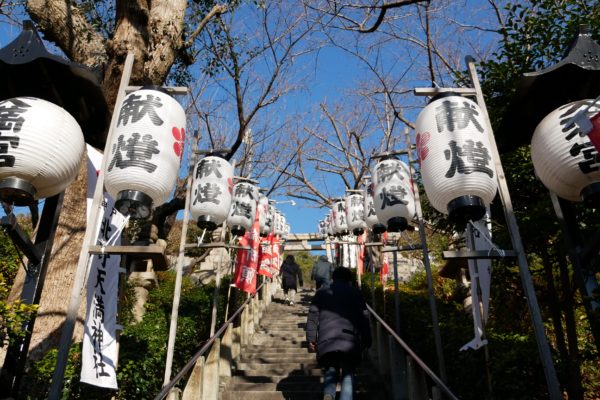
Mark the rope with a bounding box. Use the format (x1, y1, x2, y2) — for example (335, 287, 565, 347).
(196, 228, 207, 247)
(98, 214, 130, 252)
(468, 220, 505, 257)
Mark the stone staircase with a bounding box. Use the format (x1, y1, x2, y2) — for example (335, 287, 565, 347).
(220, 288, 387, 400)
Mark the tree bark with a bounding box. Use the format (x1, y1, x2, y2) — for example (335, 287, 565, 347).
(26, 0, 106, 67)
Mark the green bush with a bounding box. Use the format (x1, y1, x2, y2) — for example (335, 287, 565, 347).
(22, 270, 234, 399)
(0, 226, 39, 348)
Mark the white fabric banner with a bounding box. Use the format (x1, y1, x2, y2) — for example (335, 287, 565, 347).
(460, 216, 493, 351)
(80, 145, 123, 389)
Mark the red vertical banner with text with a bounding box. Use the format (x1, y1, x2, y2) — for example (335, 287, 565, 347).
(380, 232, 389, 286)
(357, 232, 366, 275)
(233, 212, 261, 294)
(258, 237, 273, 278)
(271, 234, 281, 275)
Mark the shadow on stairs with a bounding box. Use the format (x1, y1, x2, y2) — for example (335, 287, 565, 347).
(219, 288, 389, 400)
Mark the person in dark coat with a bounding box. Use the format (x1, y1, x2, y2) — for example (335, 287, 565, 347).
(311, 255, 334, 289)
(280, 255, 303, 305)
(306, 267, 372, 400)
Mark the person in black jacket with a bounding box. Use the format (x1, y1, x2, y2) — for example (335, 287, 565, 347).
(306, 267, 372, 400)
(280, 255, 303, 305)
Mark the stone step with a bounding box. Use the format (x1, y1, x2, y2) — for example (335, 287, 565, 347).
(242, 349, 312, 357)
(234, 363, 321, 376)
(261, 314, 308, 320)
(220, 390, 322, 400)
(248, 337, 308, 346)
(244, 342, 308, 350)
(221, 389, 381, 400)
(231, 375, 322, 385)
(229, 381, 323, 392)
(239, 354, 316, 363)
(253, 331, 306, 339)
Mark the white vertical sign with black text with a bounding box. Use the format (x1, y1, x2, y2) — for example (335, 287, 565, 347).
(80, 145, 124, 389)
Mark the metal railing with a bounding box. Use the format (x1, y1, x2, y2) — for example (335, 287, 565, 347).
(154, 280, 268, 400)
(365, 303, 460, 400)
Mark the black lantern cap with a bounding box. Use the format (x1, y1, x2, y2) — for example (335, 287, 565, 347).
(0, 21, 109, 149)
(496, 25, 600, 153)
(447, 195, 486, 225)
(230, 225, 247, 236)
(386, 217, 409, 233)
(115, 190, 153, 220)
(197, 215, 219, 231)
(372, 223, 387, 234)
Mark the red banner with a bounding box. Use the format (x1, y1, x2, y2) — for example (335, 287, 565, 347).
(271, 235, 281, 274)
(257, 237, 273, 278)
(357, 232, 366, 275)
(380, 232, 389, 285)
(233, 212, 261, 294)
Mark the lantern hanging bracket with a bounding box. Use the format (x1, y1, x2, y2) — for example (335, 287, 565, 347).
(233, 176, 259, 184)
(195, 148, 232, 156)
(442, 249, 516, 260)
(414, 87, 477, 98)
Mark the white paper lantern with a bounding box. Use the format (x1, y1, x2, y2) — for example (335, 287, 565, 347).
(364, 180, 386, 234)
(257, 194, 271, 236)
(326, 212, 335, 236)
(415, 92, 498, 223)
(331, 199, 348, 236)
(273, 208, 283, 236)
(318, 219, 327, 237)
(373, 158, 415, 232)
(227, 182, 258, 236)
(104, 87, 186, 218)
(531, 99, 600, 206)
(190, 155, 233, 230)
(0, 97, 84, 205)
(345, 193, 367, 235)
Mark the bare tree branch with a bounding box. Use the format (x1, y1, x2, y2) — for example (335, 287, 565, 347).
(183, 3, 228, 48)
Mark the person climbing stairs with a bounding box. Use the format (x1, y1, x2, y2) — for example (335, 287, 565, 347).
(220, 288, 386, 400)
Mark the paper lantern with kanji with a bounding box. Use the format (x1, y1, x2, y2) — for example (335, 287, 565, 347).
(345, 193, 367, 235)
(0, 97, 85, 205)
(257, 194, 271, 236)
(272, 209, 284, 236)
(104, 87, 186, 219)
(331, 200, 348, 236)
(415, 92, 498, 223)
(318, 220, 328, 237)
(190, 155, 233, 230)
(326, 211, 335, 236)
(227, 182, 258, 236)
(373, 158, 415, 232)
(364, 181, 386, 234)
(531, 99, 600, 206)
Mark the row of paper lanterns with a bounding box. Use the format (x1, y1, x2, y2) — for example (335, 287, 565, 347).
(318, 157, 417, 237)
(319, 93, 600, 236)
(0, 87, 291, 238)
(190, 155, 291, 236)
(1, 90, 599, 227)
